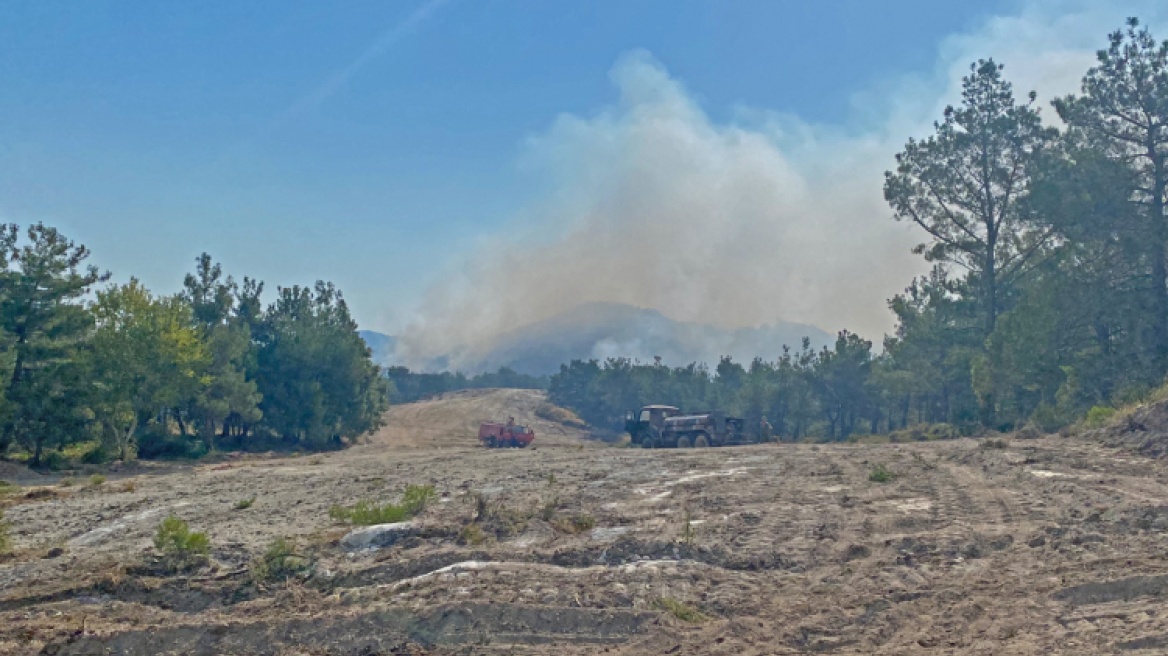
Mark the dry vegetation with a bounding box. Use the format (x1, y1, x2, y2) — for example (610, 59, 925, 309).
(1, 388, 1168, 655)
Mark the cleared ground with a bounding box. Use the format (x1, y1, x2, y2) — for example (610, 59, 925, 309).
(2, 389, 1168, 654)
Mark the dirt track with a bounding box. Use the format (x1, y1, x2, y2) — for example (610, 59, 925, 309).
(3, 389, 1168, 654)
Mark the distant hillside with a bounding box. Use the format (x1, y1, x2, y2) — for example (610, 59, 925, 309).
(358, 330, 397, 367)
(473, 302, 834, 376)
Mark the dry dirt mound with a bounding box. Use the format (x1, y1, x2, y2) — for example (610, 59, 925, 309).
(368, 388, 591, 449)
(1091, 399, 1168, 458)
(0, 461, 46, 486)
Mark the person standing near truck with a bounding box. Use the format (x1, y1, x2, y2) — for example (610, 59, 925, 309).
(760, 416, 773, 443)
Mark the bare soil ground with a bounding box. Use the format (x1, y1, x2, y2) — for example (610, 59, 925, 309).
(3, 388, 1168, 655)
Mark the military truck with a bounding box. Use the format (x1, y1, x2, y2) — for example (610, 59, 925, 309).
(624, 404, 749, 448)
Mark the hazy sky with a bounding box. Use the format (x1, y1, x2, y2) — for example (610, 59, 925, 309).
(1, 1, 1163, 345)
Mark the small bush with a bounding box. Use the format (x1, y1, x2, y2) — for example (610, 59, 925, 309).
(152, 514, 210, 569)
(553, 514, 596, 534)
(0, 480, 18, 496)
(43, 451, 68, 471)
(329, 484, 436, 526)
(980, 438, 1009, 450)
(58, 477, 75, 487)
(235, 497, 256, 510)
(400, 484, 437, 514)
(458, 523, 489, 546)
(120, 481, 136, 493)
(89, 474, 106, 486)
(654, 597, 708, 623)
(539, 497, 559, 521)
(79, 443, 108, 465)
(1029, 403, 1065, 433)
(869, 464, 895, 483)
(250, 537, 310, 583)
(1084, 405, 1116, 428)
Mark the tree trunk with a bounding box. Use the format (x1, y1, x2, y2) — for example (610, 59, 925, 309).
(1151, 153, 1168, 378)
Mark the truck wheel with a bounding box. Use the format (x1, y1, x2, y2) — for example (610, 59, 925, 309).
(676, 436, 692, 448)
(639, 438, 654, 448)
(694, 435, 710, 448)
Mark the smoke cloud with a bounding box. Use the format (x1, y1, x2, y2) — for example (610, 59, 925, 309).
(398, 0, 1167, 371)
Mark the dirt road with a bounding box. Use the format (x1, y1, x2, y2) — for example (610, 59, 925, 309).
(3, 389, 1168, 654)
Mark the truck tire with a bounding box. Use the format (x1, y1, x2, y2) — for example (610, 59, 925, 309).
(694, 434, 710, 448)
(676, 435, 692, 448)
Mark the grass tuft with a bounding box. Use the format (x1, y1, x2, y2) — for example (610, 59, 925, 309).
(868, 464, 896, 483)
(654, 597, 709, 623)
(329, 484, 435, 526)
(234, 497, 256, 510)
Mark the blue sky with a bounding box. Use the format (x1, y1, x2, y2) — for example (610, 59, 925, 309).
(0, 1, 1154, 342)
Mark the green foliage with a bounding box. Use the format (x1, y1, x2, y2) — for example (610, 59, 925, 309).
(0, 224, 106, 465)
(250, 537, 310, 583)
(385, 366, 549, 404)
(88, 474, 105, 486)
(58, 477, 74, 487)
(1028, 403, 1065, 434)
(42, 451, 68, 471)
(654, 597, 709, 623)
(234, 497, 256, 510)
(152, 514, 210, 569)
(0, 480, 18, 496)
(869, 465, 896, 483)
(1084, 406, 1116, 427)
(254, 282, 388, 449)
(329, 484, 435, 526)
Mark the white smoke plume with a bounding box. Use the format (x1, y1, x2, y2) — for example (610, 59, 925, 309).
(398, 0, 1167, 371)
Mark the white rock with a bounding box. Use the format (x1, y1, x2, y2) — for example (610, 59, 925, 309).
(340, 521, 418, 550)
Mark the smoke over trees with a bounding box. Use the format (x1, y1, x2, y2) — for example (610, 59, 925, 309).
(548, 18, 1168, 441)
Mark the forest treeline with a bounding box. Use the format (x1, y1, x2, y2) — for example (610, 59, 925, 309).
(0, 226, 388, 466)
(549, 19, 1168, 441)
(384, 367, 548, 404)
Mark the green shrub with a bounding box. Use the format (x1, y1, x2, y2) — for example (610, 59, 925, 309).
(539, 497, 559, 521)
(869, 464, 895, 483)
(0, 480, 18, 496)
(1084, 405, 1116, 428)
(654, 597, 709, 623)
(58, 477, 75, 487)
(980, 438, 1009, 449)
(234, 497, 256, 510)
(329, 484, 436, 526)
(1029, 403, 1065, 433)
(89, 474, 106, 486)
(153, 514, 210, 569)
(250, 537, 310, 582)
(42, 451, 68, 471)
